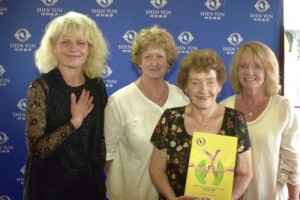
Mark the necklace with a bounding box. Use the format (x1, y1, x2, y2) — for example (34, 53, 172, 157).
(194, 106, 218, 130)
(248, 110, 258, 117)
(139, 78, 166, 101)
(242, 95, 268, 118)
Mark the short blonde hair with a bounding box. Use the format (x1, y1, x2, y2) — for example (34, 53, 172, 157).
(130, 25, 177, 69)
(177, 49, 227, 93)
(35, 11, 109, 78)
(230, 41, 281, 96)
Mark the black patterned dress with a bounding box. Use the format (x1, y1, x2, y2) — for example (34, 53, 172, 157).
(150, 106, 250, 199)
(23, 68, 107, 200)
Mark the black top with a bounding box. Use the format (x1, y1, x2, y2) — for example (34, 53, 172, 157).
(23, 68, 107, 200)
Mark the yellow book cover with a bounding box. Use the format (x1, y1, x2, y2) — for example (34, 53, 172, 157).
(184, 132, 238, 200)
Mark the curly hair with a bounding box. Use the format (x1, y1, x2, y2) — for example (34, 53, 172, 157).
(34, 11, 109, 78)
(230, 41, 281, 96)
(177, 49, 227, 93)
(130, 25, 177, 69)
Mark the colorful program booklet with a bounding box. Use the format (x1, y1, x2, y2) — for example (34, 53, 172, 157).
(184, 132, 238, 200)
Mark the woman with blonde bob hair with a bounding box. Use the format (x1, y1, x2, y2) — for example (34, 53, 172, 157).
(220, 41, 300, 200)
(229, 41, 281, 96)
(24, 11, 109, 200)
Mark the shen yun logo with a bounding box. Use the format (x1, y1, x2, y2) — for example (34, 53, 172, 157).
(17, 98, 27, 112)
(14, 29, 31, 43)
(151, 0, 167, 9)
(123, 30, 137, 44)
(201, 0, 224, 20)
(0, 132, 13, 154)
(118, 30, 137, 53)
(205, 0, 221, 11)
(255, 0, 270, 13)
(178, 31, 194, 45)
(0, 132, 9, 145)
(102, 65, 116, 88)
(146, 0, 171, 19)
(11, 29, 36, 52)
(13, 98, 27, 121)
(0, 64, 10, 87)
(222, 33, 243, 55)
(97, 0, 113, 8)
(92, 0, 117, 18)
(0, 65, 5, 76)
(102, 64, 113, 79)
(41, 0, 59, 7)
(177, 31, 198, 54)
(250, 0, 273, 22)
(227, 33, 243, 46)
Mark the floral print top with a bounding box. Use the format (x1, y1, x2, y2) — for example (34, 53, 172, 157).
(150, 106, 250, 199)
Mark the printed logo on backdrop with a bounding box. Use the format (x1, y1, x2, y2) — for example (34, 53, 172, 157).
(250, 0, 273, 22)
(0, 65, 5, 76)
(10, 28, 36, 52)
(201, 0, 225, 20)
(102, 64, 113, 79)
(41, 0, 58, 7)
(118, 30, 137, 53)
(151, 0, 167, 9)
(146, 0, 171, 19)
(255, 0, 270, 13)
(16, 165, 25, 185)
(0, 196, 11, 200)
(205, 0, 221, 11)
(14, 29, 31, 42)
(177, 31, 198, 54)
(0, 132, 14, 154)
(0, 3, 8, 16)
(13, 98, 26, 121)
(92, 0, 117, 18)
(0, 65, 11, 87)
(37, 0, 63, 17)
(102, 64, 117, 88)
(222, 33, 243, 55)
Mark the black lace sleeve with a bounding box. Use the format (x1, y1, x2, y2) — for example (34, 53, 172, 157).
(25, 79, 75, 161)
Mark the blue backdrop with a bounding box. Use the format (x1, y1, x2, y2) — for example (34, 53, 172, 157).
(0, 0, 282, 199)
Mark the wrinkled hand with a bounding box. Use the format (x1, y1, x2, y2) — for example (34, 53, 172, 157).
(70, 89, 94, 129)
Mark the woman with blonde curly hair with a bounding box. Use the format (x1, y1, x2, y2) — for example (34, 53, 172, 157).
(104, 25, 189, 200)
(24, 11, 109, 200)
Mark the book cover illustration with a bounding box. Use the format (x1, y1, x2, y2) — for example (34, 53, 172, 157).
(184, 132, 238, 200)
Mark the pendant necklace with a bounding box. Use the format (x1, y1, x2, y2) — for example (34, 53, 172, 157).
(243, 95, 267, 118)
(139, 78, 166, 101)
(194, 106, 218, 130)
(248, 110, 258, 117)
